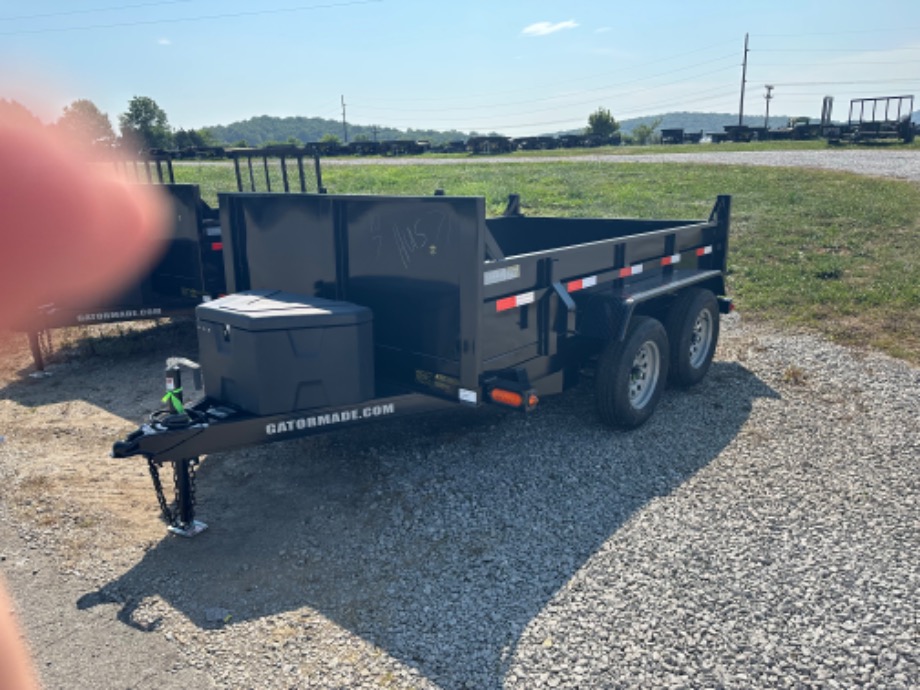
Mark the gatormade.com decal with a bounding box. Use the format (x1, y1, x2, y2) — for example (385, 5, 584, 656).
(77, 308, 163, 323)
(266, 403, 396, 436)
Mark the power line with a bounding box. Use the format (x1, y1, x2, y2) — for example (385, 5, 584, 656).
(0, 0, 382, 36)
(0, 0, 194, 22)
(756, 47, 920, 53)
(761, 78, 920, 86)
(357, 40, 741, 105)
(756, 27, 920, 37)
(373, 87, 740, 134)
(352, 65, 738, 124)
(755, 59, 920, 67)
(481, 90, 741, 134)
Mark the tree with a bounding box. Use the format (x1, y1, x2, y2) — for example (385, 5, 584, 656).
(0, 99, 41, 128)
(631, 117, 663, 145)
(586, 107, 619, 139)
(174, 127, 220, 149)
(118, 96, 173, 150)
(56, 99, 115, 148)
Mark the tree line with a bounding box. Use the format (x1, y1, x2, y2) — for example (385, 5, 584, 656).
(0, 95, 219, 151)
(2, 96, 669, 150)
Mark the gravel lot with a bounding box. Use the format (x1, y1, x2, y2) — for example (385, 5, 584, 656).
(324, 148, 920, 183)
(1, 150, 918, 689)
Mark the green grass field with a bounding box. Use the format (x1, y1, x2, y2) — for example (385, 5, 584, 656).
(174, 156, 920, 365)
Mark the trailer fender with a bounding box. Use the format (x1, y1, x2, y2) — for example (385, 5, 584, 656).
(575, 293, 636, 342)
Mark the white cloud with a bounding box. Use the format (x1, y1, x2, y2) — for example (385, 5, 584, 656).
(522, 20, 578, 37)
(157, 38, 171, 46)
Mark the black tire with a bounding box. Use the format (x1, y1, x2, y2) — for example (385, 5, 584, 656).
(596, 316, 669, 429)
(665, 288, 719, 388)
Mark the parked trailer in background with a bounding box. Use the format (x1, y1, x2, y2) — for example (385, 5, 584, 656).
(17, 147, 325, 372)
(846, 95, 915, 144)
(112, 191, 733, 536)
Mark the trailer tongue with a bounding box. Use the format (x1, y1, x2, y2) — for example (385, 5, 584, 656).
(113, 192, 732, 536)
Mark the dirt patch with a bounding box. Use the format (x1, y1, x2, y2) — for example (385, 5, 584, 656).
(1, 321, 200, 563)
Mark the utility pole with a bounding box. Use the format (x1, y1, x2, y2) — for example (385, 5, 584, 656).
(764, 85, 774, 129)
(372, 125, 378, 142)
(738, 33, 749, 127)
(341, 95, 348, 143)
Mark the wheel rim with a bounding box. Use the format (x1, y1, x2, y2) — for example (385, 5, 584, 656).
(629, 341, 660, 409)
(688, 309, 714, 369)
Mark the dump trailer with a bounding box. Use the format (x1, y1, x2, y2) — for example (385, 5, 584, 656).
(113, 192, 733, 536)
(19, 147, 326, 371)
(19, 181, 224, 371)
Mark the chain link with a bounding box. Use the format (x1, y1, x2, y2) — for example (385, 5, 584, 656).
(146, 458, 174, 525)
(146, 457, 200, 528)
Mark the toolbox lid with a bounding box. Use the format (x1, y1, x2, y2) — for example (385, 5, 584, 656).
(197, 290, 371, 330)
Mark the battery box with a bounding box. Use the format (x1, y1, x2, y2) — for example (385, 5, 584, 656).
(196, 290, 374, 415)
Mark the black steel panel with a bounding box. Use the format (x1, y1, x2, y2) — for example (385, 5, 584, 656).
(485, 216, 697, 257)
(145, 185, 209, 303)
(343, 197, 484, 384)
(23, 185, 217, 330)
(219, 193, 338, 297)
(482, 221, 714, 301)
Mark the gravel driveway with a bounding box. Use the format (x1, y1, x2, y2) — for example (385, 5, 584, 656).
(323, 148, 920, 183)
(1, 150, 918, 689)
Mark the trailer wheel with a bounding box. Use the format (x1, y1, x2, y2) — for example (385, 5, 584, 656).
(665, 288, 719, 387)
(596, 316, 669, 429)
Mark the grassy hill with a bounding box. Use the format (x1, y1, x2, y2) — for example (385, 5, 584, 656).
(203, 109, 920, 146)
(204, 115, 471, 147)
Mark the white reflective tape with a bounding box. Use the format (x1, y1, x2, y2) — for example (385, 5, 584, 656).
(459, 388, 477, 404)
(516, 292, 535, 306)
(632, 264, 644, 276)
(583, 275, 598, 288)
(670, 254, 681, 264)
(484, 264, 521, 286)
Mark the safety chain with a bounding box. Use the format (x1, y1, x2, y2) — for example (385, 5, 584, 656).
(146, 458, 174, 525)
(145, 457, 200, 527)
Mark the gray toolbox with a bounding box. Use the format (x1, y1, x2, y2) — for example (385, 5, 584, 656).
(196, 290, 374, 415)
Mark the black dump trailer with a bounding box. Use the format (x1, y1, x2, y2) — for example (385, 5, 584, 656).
(16, 153, 224, 372)
(113, 192, 732, 536)
(18, 147, 326, 372)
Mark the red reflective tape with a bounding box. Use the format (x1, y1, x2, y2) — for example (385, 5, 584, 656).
(618, 267, 631, 278)
(496, 296, 517, 312)
(497, 291, 535, 311)
(619, 264, 643, 278)
(211, 242, 224, 251)
(696, 245, 713, 256)
(661, 256, 674, 266)
(567, 275, 597, 292)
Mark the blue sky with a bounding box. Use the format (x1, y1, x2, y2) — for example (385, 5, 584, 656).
(2, 0, 919, 135)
